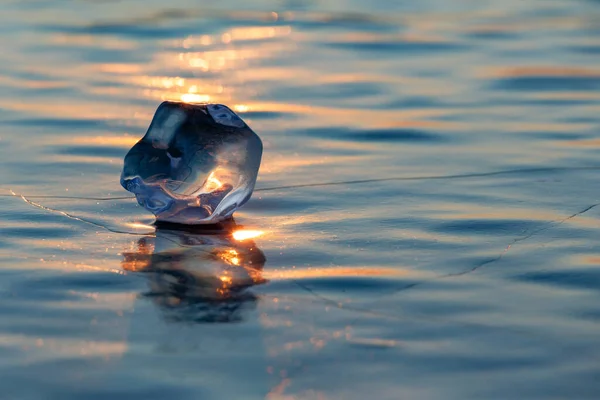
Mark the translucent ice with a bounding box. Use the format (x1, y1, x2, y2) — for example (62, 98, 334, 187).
(121, 101, 262, 224)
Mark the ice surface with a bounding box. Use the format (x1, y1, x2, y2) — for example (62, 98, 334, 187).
(121, 101, 262, 224)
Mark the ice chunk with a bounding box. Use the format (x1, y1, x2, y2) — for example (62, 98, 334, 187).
(121, 101, 262, 224)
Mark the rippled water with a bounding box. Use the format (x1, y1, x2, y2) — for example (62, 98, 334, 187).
(1, 0, 600, 398)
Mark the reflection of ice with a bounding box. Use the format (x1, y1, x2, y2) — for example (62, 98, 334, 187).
(121, 221, 266, 323)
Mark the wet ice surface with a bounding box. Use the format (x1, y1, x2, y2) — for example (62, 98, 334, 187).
(2, 0, 600, 399)
(121, 101, 262, 224)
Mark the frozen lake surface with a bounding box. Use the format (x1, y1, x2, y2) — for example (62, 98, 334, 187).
(1, 0, 600, 398)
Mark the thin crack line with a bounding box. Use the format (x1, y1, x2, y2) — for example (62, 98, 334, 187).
(254, 166, 600, 192)
(11, 190, 151, 236)
(394, 201, 600, 294)
(8, 176, 600, 321)
(329, 203, 600, 345)
(294, 202, 600, 313)
(0, 194, 133, 200)
(290, 279, 344, 307)
(3, 165, 600, 201)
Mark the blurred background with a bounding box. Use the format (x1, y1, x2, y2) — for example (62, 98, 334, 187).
(1, 0, 600, 399)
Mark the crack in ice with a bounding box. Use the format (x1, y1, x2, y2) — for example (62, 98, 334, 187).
(3, 165, 600, 201)
(11, 190, 151, 236)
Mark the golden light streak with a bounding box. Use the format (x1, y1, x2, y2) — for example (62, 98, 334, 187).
(218, 249, 241, 266)
(204, 171, 223, 192)
(69, 136, 139, 147)
(233, 104, 250, 113)
(263, 267, 425, 280)
(126, 222, 156, 230)
(226, 26, 291, 42)
(181, 93, 210, 103)
(232, 230, 264, 241)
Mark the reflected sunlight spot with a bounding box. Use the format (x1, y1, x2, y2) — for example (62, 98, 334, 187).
(218, 249, 241, 266)
(181, 93, 210, 103)
(0, 334, 128, 359)
(227, 26, 291, 42)
(132, 76, 187, 89)
(234, 104, 250, 112)
(189, 57, 209, 70)
(204, 171, 224, 191)
(98, 63, 142, 74)
(126, 222, 155, 230)
(37, 136, 143, 148)
(182, 35, 213, 48)
(159, 77, 185, 89)
(233, 230, 264, 241)
(264, 266, 420, 281)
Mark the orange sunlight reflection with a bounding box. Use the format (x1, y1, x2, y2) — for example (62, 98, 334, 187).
(126, 222, 156, 230)
(218, 249, 241, 266)
(263, 266, 420, 281)
(70, 136, 139, 147)
(121, 238, 154, 272)
(232, 230, 265, 241)
(180, 93, 211, 103)
(133, 24, 293, 105)
(233, 104, 250, 112)
(204, 171, 224, 191)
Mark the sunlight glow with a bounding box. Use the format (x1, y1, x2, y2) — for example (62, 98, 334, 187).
(126, 222, 155, 230)
(218, 249, 241, 266)
(204, 171, 223, 192)
(232, 230, 264, 241)
(181, 93, 210, 103)
(233, 104, 250, 112)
